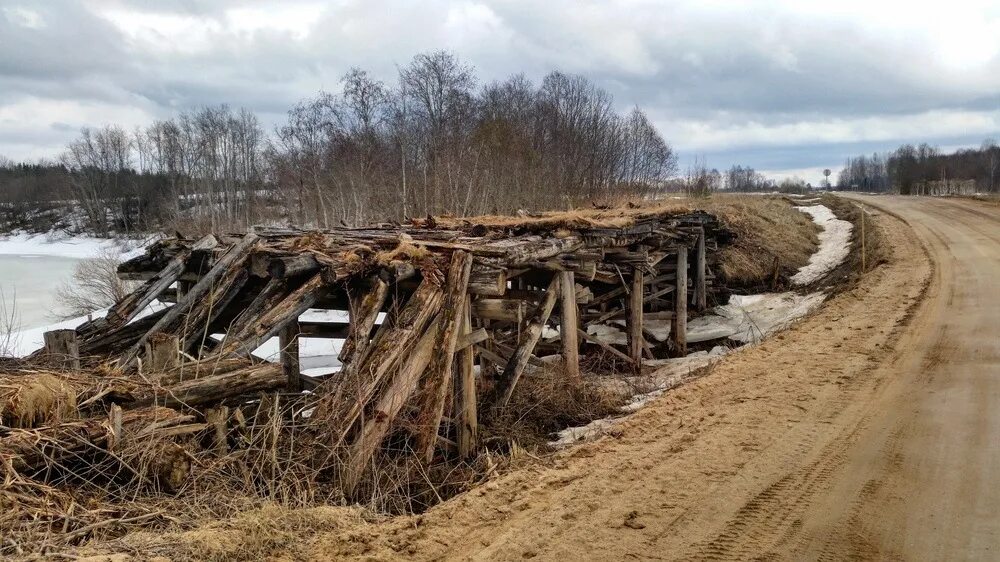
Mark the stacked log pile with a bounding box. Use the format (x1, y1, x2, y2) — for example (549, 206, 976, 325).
(6, 205, 733, 508)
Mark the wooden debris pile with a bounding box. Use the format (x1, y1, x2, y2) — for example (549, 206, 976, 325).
(7, 205, 733, 514)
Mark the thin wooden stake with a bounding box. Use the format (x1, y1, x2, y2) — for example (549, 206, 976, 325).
(673, 249, 688, 356)
(279, 322, 301, 392)
(456, 295, 478, 458)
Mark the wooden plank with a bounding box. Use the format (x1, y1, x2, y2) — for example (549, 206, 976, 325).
(695, 228, 707, 310)
(559, 271, 580, 382)
(495, 275, 561, 406)
(470, 298, 527, 322)
(279, 322, 301, 392)
(455, 327, 488, 351)
(315, 279, 444, 449)
(417, 250, 473, 463)
(673, 249, 688, 355)
(468, 262, 507, 296)
(96, 234, 218, 333)
(339, 278, 389, 364)
(456, 295, 477, 458)
(627, 269, 644, 366)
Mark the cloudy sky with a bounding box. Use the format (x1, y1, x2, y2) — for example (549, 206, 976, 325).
(2, 0, 999, 184)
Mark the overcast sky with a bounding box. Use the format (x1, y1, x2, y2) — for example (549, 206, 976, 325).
(2, 0, 999, 184)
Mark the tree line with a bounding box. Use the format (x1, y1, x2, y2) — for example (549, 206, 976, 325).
(0, 51, 680, 236)
(837, 140, 1000, 194)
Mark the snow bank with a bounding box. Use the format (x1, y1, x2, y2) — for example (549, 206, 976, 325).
(686, 292, 826, 344)
(790, 205, 852, 286)
(0, 232, 149, 260)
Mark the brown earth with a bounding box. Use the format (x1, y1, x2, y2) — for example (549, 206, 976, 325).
(86, 195, 1000, 561)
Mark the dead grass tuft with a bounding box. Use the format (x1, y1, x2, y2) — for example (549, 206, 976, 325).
(483, 367, 624, 452)
(0, 372, 81, 428)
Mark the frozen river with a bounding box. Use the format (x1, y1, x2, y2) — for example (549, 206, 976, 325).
(0, 254, 80, 330)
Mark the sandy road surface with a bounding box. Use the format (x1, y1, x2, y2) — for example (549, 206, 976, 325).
(303, 196, 997, 561)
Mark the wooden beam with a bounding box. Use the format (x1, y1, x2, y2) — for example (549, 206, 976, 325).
(297, 321, 351, 339)
(455, 327, 488, 351)
(627, 269, 644, 366)
(468, 263, 507, 296)
(559, 271, 580, 382)
(495, 275, 561, 406)
(339, 278, 389, 364)
(673, 249, 688, 356)
(470, 298, 527, 322)
(695, 228, 707, 310)
(456, 295, 477, 458)
(279, 322, 301, 392)
(417, 250, 473, 463)
(578, 328, 636, 366)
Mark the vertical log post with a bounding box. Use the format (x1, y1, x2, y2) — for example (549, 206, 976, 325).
(280, 322, 301, 392)
(43, 329, 80, 370)
(673, 249, 688, 356)
(144, 332, 180, 373)
(627, 269, 644, 368)
(559, 271, 581, 382)
(695, 227, 707, 311)
(456, 295, 478, 458)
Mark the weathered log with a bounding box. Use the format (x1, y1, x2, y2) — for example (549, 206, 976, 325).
(339, 278, 389, 364)
(268, 254, 321, 279)
(144, 332, 180, 374)
(43, 330, 79, 370)
(470, 298, 527, 322)
(494, 274, 560, 406)
(279, 323, 301, 392)
(455, 327, 488, 351)
(1, 406, 195, 474)
(416, 250, 472, 462)
(468, 262, 507, 296)
(695, 228, 707, 310)
(220, 272, 327, 359)
(127, 362, 284, 409)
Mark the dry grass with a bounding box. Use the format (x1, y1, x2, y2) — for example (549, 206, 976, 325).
(706, 195, 820, 289)
(0, 372, 85, 428)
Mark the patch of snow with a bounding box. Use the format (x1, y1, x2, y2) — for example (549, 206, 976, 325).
(686, 292, 827, 344)
(0, 231, 151, 260)
(790, 205, 853, 286)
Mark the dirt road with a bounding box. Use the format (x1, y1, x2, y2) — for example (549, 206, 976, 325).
(142, 196, 998, 561)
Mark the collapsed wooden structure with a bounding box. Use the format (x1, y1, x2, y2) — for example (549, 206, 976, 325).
(21, 208, 733, 492)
